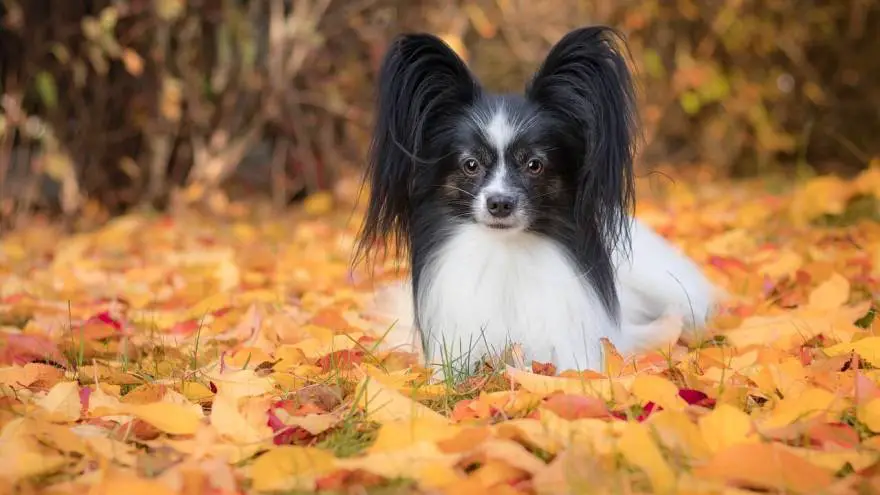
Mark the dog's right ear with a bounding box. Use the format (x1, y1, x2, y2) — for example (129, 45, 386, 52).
(355, 34, 479, 265)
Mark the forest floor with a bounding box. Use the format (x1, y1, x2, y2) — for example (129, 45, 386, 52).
(2, 164, 880, 495)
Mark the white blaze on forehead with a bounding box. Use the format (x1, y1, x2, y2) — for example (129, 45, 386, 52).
(482, 107, 516, 195)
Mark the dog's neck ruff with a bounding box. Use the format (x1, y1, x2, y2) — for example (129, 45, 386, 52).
(415, 223, 614, 372)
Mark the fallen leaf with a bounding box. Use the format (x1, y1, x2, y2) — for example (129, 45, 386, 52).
(698, 403, 756, 453)
(825, 337, 880, 367)
(89, 469, 177, 495)
(249, 446, 337, 492)
(370, 417, 461, 452)
(506, 366, 632, 402)
(355, 375, 449, 424)
(761, 387, 848, 428)
(124, 402, 204, 435)
(807, 272, 850, 310)
(631, 374, 687, 412)
(617, 421, 677, 494)
(694, 442, 835, 494)
(35, 381, 82, 423)
(858, 397, 880, 432)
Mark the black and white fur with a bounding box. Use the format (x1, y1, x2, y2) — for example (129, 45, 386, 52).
(356, 26, 720, 373)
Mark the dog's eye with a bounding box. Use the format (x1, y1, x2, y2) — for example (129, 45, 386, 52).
(526, 158, 544, 175)
(461, 158, 480, 176)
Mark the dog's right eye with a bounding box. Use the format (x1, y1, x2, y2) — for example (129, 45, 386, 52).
(461, 158, 480, 176)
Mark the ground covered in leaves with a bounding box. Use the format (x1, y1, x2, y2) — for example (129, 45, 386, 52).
(2, 166, 880, 495)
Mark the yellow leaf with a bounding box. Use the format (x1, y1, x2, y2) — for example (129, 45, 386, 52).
(185, 292, 232, 320)
(783, 445, 879, 472)
(35, 380, 82, 423)
(857, 397, 880, 432)
(121, 48, 144, 76)
(506, 366, 632, 402)
(855, 164, 880, 199)
(647, 410, 711, 460)
(355, 375, 448, 424)
(370, 417, 462, 453)
(749, 357, 808, 398)
(698, 404, 756, 453)
(631, 374, 687, 412)
(788, 175, 852, 225)
(757, 249, 803, 279)
(89, 469, 177, 495)
(210, 390, 271, 445)
(463, 4, 497, 38)
(807, 272, 850, 311)
(438, 33, 468, 61)
(179, 381, 214, 402)
(825, 336, 880, 367)
(273, 409, 341, 436)
(617, 422, 677, 494)
(125, 402, 203, 435)
(337, 442, 462, 489)
(0, 419, 69, 482)
(250, 446, 337, 492)
(761, 387, 847, 429)
(203, 367, 274, 400)
(87, 386, 123, 416)
(508, 411, 626, 456)
(303, 192, 334, 216)
(21, 418, 88, 456)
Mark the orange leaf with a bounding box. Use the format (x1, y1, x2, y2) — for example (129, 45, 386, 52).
(694, 442, 835, 493)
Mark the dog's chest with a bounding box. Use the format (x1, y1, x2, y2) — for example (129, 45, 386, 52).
(416, 225, 609, 365)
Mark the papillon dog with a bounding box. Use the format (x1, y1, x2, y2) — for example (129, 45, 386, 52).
(356, 26, 720, 374)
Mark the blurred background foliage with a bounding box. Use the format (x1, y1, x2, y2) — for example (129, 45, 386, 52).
(0, 0, 877, 226)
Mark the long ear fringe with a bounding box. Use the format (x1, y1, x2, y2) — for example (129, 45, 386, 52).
(353, 34, 478, 270)
(526, 26, 641, 258)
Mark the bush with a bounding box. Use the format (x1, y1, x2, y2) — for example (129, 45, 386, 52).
(0, 0, 877, 222)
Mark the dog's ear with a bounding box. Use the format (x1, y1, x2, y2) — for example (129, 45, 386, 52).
(526, 26, 639, 256)
(355, 34, 479, 265)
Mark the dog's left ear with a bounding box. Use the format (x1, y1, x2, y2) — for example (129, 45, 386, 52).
(526, 26, 640, 253)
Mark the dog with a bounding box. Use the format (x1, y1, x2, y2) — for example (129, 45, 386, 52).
(355, 26, 720, 374)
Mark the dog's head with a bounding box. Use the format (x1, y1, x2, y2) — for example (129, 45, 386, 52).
(357, 27, 640, 259)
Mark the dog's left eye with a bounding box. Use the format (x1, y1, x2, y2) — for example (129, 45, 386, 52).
(461, 158, 480, 176)
(526, 158, 544, 175)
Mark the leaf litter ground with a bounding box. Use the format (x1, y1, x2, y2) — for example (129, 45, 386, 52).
(2, 166, 880, 495)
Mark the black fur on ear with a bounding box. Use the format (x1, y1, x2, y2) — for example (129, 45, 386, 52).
(525, 26, 640, 260)
(354, 33, 479, 268)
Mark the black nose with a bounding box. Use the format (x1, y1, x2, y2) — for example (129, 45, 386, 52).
(486, 194, 517, 218)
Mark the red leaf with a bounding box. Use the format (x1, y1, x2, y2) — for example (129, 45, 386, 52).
(855, 371, 880, 406)
(1, 293, 25, 304)
(806, 422, 860, 449)
(316, 349, 364, 372)
(531, 361, 558, 376)
(451, 399, 480, 421)
(799, 346, 814, 366)
(708, 255, 750, 275)
(1, 334, 68, 367)
(266, 409, 294, 445)
(638, 402, 659, 421)
(89, 311, 122, 330)
(212, 307, 232, 318)
(168, 319, 201, 336)
(79, 386, 92, 415)
(678, 389, 716, 408)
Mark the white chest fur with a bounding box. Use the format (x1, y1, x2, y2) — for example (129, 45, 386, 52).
(416, 223, 615, 372)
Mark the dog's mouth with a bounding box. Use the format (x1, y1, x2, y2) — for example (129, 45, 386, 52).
(477, 218, 526, 232)
(485, 223, 514, 230)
